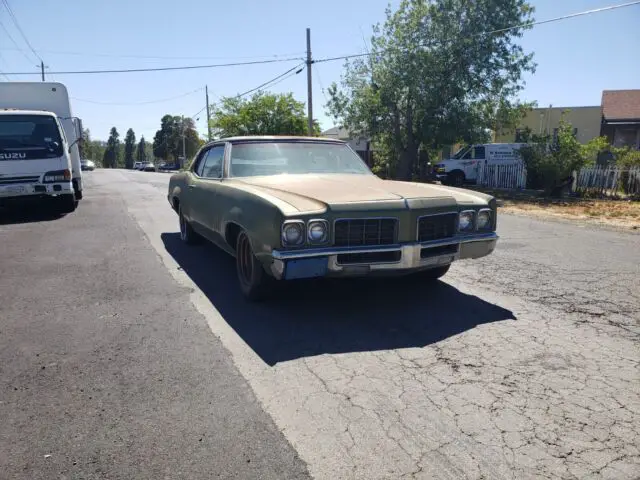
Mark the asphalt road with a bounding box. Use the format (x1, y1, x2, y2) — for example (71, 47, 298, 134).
(1, 169, 639, 480)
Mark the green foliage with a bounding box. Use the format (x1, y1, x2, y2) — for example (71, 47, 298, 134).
(518, 119, 609, 194)
(135, 136, 148, 163)
(104, 127, 120, 169)
(326, 0, 536, 180)
(123, 128, 136, 169)
(613, 147, 640, 167)
(79, 128, 106, 166)
(152, 115, 201, 162)
(210, 91, 320, 137)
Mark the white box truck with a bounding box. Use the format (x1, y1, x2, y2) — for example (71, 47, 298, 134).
(0, 82, 84, 209)
(434, 143, 526, 186)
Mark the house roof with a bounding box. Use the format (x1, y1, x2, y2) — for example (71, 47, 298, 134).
(321, 126, 351, 139)
(601, 90, 640, 121)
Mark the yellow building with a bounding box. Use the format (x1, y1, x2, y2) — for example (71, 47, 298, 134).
(495, 106, 602, 144)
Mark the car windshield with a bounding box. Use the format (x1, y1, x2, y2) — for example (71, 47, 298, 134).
(228, 141, 372, 177)
(0, 114, 64, 157)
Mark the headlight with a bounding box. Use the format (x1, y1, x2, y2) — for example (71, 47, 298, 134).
(307, 219, 328, 244)
(458, 210, 475, 232)
(43, 169, 71, 183)
(281, 220, 305, 246)
(477, 209, 491, 230)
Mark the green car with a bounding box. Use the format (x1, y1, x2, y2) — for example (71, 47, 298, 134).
(168, 136, 498, 301)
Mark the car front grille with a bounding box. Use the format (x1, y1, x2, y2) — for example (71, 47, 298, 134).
(334, 218, 397, 247)
(0, 175, 39, 185)
(417, 213, 457, 242)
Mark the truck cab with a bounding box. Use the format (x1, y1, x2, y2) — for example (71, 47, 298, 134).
(434, 143, 526, 186)
(0, 109, 78, 213)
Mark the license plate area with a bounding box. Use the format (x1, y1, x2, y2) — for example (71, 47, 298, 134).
(284, 257, 328, 280)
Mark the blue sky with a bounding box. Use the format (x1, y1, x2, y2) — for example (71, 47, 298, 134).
(1, 0, 638, 141)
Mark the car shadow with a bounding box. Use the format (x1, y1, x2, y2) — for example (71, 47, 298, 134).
(161, 232, 516, 366)
(0, 208, 63, 225)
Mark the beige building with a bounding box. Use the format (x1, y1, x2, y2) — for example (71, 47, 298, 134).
(496, 105, 602, 144)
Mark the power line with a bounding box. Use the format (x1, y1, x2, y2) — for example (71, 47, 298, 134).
(0, 47, 307, 62)
(313, 1, 640, 64)
(71, 87, 204, 106)
(3, 56, 303, 76)
(0, 0, 42, 62)
(0, 19, 34, 65)
(233, 63, 304, 99)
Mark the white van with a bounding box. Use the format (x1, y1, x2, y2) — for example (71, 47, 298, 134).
(434, 143, 526, 186)
(0, 109, 79, 213)
(0, 82, 84, 201)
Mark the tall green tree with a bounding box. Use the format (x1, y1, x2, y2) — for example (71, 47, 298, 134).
(79, 128, 106, 165)
(153, 115, 202, 162)
(135, 136, 148, 163)
(327, 0, 537, 180)
(104, 127, 120, 168)
(210, 91, 320, 137)
(123, 128, 136, 169)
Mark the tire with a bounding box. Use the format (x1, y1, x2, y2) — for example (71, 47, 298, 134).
(235, 230, 275, 301)
(58, 194, 77, 214)
(179, 205, 201, 245)
(448, 171, 465, 187)
(414, 264, 450, 281)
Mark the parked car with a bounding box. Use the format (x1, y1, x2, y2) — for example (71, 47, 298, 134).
(167, 136, 498, 301)
(81, 159, 95, 171)
(133, 161, 143, 170)
(141, 162, 156, 172)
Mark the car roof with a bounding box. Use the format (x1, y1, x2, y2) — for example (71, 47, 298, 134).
(203, 135, 347, 147)
(0, 109, 57, 117)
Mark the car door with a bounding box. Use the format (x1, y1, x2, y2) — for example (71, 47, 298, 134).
(189, 144, 225, 238)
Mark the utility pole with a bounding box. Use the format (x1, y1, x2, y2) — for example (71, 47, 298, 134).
(40, 61, 45, 81)
(205, 85, 212, 141)
(306, 28, 314, 136)
(181, 115, 186, 168)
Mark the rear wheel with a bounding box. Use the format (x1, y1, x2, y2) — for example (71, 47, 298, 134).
(179, 205, 201, 245)
(236, 230, 275, 301)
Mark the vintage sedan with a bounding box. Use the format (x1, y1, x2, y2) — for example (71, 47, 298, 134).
(167, 136, 498, 300)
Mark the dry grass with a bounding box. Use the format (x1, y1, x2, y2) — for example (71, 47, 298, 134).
(500, 199, 640, 230)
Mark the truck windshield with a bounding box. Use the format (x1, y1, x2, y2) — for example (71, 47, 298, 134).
(0, 114, 64, 158)
(228, 141, 372, 177)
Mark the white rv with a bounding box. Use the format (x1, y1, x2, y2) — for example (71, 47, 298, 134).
(0, 82, 84, 204)
(434, 143, 526, 186)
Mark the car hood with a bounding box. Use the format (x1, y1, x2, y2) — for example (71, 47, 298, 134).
(231, 174, 492, 213)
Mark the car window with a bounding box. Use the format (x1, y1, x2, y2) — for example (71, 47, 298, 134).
(473, 145, 486, 160)
(200, 145, 225, 178)
(194, 150, 209, 177)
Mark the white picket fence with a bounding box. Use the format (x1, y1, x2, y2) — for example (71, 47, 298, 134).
(476, 162, 527, 189)
(575, 165, 640, 197)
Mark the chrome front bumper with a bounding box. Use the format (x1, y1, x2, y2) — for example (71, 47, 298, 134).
(269, 232, 498, 280)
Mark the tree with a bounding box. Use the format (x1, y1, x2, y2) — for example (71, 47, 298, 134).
(518, 117, 609, 195)
(153, 115, 202, 163)
(79, 128, 106, 165)
(135, 136, 148, 163)
(123, 128, 136, 169)
(104, 127, 120, 168)
(327, 0, 537, 180)
(210, 91, 320, 137)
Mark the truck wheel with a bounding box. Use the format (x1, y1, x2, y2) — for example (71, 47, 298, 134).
(179, 205, 201, 245)
(235, 230, 275, 301)
(414, 264, 450, 281)
(448, 171, 465, 187)
(58, 194, 77, 214)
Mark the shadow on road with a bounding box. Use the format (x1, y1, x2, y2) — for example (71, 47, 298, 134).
(0, 208, 63, 225)
(161, 232, 516, 366)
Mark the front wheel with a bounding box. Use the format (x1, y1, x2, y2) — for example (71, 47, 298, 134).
(413, 264, 450, 281)
(58, 194, 77, 214)
(235, 230, 275, 301)
(179, 205, 201, 245)
(448, 171, 465, 187)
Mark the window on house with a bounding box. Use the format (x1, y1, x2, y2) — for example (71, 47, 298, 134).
(515, 129, 525, 142)
(573, 128, 578, 138)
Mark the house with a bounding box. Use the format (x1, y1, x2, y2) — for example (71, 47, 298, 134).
(321, 127, 374, 166)
(495, 105, 602, 144)
(600, 89, 640, 150)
